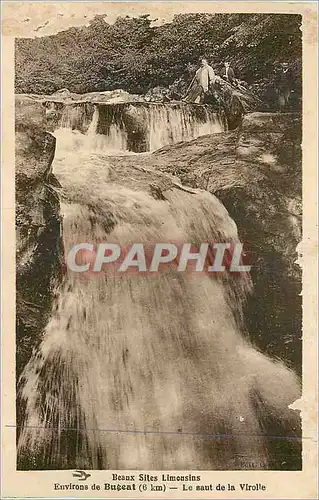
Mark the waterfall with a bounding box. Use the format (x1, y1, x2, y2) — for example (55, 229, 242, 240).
(17, 131, 301, 470)
(50, 101, 224, 154)
(86, 107, 128, 154)
(124, 103, 223, 152)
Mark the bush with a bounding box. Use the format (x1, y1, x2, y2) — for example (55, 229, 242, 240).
(15, 13, 302, 97)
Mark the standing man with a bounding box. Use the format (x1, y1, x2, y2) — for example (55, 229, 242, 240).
(224, 61, 236, 86)
(275, 62, 293, 111)
(184, 58, 216, 103)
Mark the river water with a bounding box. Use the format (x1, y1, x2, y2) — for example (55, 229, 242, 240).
(17, 105, 301, 470)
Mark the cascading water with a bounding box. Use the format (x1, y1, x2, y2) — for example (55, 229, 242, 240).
(17, 104, 301, 471)
(123, 103, 223, 152)
(48, 101, 224, 154)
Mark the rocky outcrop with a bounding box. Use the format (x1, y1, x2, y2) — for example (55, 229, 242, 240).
(16, 96, 63, 378)
(17, 79, 263, 132)
(18, 88, 145, 104)
(109, 112, 302, 373)
(145, 79, 263, 130)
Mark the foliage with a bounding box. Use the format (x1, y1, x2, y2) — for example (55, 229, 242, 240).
(15, 13, 302, 96)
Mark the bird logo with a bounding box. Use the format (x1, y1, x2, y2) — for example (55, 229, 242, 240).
(72, 470, 91, 481)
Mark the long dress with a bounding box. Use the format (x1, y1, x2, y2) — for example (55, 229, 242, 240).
(184, 65, 216, 103)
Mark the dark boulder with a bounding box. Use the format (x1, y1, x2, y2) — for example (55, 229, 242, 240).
(15, 97, 63, 378)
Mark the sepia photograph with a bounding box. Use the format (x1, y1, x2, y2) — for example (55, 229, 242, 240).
(1, 2, 318, 496)
(14, 3, 304, 472)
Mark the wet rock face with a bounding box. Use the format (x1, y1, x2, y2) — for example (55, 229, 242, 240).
(200, 79, 263, 130)
(17, 81, 262, 133)
(142, 112, 302, 374)
(230, 113, 302, 373)
(16, 98, 63, 378)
